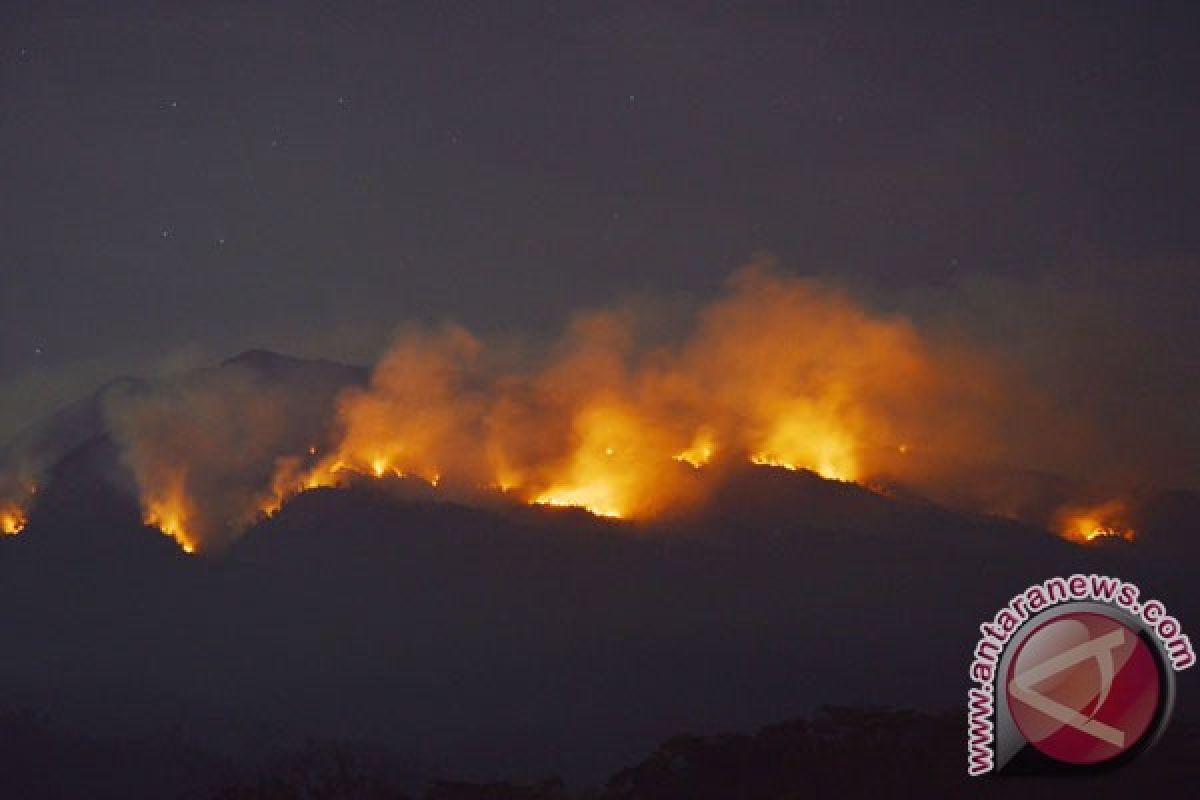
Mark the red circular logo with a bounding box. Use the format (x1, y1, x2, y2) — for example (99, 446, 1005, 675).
(1006, 612, 1161, 765)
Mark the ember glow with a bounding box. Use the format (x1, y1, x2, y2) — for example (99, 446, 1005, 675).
(143, 470, 198, 554)
(527, 402, 697, 518)
(0, 480, 36, 536)
(1, 504, 26, 536)
(1056, 499, 1136, 544)
(747, 404, 859, 481)
(673, 427, 716, 469)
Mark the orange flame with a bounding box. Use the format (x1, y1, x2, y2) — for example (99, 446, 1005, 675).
(674, 427, 716, 469)
(142, 470, 198, 554)
(530, 403, 666, 518)
(0, 480, 37, 536)
(261, 268, 980, 522)
(1055, 499, 1136, 544)
(1, 504, 26, 536)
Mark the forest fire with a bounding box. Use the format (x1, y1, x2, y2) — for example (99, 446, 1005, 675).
(748, 410, 859, 482)
(250, 267, 969, 526)
(673, 428, 716, 469)
(1056, 499, 1136, 544)
(1085, 526, 1136, 542)
(0, 481, 36, 536)
(142, 472, 198, 554)
(99, 265, 1144, 553)
(534, 489, 624, 518)
(1, 504, 26, 535)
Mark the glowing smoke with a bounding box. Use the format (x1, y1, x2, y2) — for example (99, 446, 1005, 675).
(104, 362, 345, 553)
(65, 263, 1142, 553)
(259, 264, 1101, 541)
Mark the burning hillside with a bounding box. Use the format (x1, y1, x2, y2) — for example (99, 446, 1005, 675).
(0, 265, 1142, 553)
(0, 476, 35, 536)
(1056, 498, 1137, 544)
(0, 505, 25, 536)
(256, 265, 995, 523)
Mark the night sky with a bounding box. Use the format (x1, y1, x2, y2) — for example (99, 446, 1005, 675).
(1, 2, 1197, 484)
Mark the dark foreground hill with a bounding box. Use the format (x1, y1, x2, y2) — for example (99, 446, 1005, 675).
(2, 460, 1197, 784)
(0, 350, 1197, 790)
(2, 705, 1198, 799)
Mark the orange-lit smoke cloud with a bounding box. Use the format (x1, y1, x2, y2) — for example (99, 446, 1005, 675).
(105, 263, 1137, 554)
(1055, 498, 1136, 544)
(264, 264, 1049, 532)
(105, 364, 341, 553)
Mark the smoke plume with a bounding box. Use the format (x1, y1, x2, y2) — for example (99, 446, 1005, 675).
(25, 262, 1140, 554)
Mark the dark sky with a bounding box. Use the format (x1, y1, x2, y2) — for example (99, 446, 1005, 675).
(1, 1, 1198, 482)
